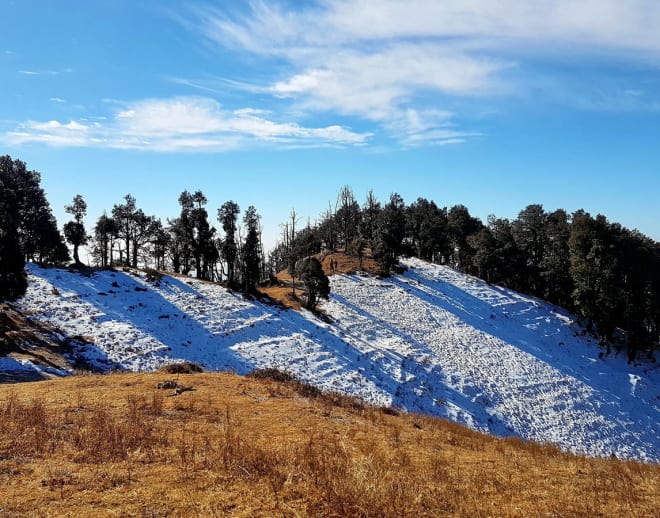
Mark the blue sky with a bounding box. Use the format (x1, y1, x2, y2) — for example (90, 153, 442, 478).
(2, 0, 659, 252)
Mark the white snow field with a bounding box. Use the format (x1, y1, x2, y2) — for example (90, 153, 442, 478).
(11, 258, 660, 462)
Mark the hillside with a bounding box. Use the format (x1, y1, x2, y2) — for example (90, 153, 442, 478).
(5, 257, 660, 462)
(1, 371, 658, 517)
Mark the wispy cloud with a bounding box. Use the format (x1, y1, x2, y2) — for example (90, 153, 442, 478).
(4, 96, 371, 151)
(17, 67, 72, 76)
(49, 97, 66, 103)
(188, 0, 660, 145)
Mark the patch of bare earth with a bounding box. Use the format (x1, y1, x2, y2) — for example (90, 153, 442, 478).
(259, 250, 381, 310)
(0, 303, 83, 382)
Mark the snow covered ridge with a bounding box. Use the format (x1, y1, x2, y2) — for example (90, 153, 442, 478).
(12, 259, 660, 462)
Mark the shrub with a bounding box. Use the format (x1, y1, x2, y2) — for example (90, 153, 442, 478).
(159, 362, 204, 374)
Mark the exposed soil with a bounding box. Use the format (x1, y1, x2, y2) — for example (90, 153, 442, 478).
(259, 250, 381, 310)
(0, 303, 83, 382)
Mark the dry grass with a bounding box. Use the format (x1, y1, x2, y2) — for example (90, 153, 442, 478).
(258, 285, 303, 311)
(259, 250, 381, 310)
(318, 250, 381, 277)
(0, 371, 657, 517)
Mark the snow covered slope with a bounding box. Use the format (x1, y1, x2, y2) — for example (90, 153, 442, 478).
(12, 259, 660, 462)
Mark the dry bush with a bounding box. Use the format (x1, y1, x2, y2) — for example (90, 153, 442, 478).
(158, 361, 204, 374)
(248, 367, 295, 383)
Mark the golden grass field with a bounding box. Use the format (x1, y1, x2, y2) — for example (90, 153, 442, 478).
(0, 369, 658, 517)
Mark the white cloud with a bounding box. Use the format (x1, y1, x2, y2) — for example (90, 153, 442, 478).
(190, 0, 660, 145)
(18, 67, 72, 76)
(270, 45, 507, 120)
(115, 98, 225, 136)
(212, 0, 660, 56)
(4, 96, 371, 151)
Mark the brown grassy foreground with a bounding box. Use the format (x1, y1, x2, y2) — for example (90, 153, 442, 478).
(0, 371, 658, 517)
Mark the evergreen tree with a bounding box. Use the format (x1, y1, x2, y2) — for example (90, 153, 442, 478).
(0, 167, 27, 300)
(447, 204, 483, 272)
(241, 206, 262, 293)
(317, 202, 338, 252)
(177, 191, 217, 280)
(218, 201, 240, 285)
(63, 194, 88, 265)
(150, 219, 170, 271)
(406, 198, 449, 262)
(468, 228, 498, 282)
(167, 217, 192, 274)
(541, 209, 572, 307)
(512, 204, 547, 296)
(295, 257, 330, 310)
(336, 185, 361, 249)
(112, 194, 138, 265)
(0, 155, 68, 264)
(359, 189, 381, 246)
(347, 236, 367, 269)
(92, 212, 117, 268)
(568, 211, 620, 344)
(34, 211, 69, 264)
(486, 216, 524, 289)
(130, 209, 156, 268)
(296, 224, 322, 258)
(373, 193, 406, 273)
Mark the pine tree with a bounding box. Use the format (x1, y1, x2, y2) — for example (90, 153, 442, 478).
(467, 228, 498, 282)
(218, 201, 240, 285)
(318, 202, 338, 251)
(64, 194, 88, 265)
(295, 257, 330, 310)
(0, 167, 27, 301)
(176, 191, 217, 280)
(150, 219, 169, 271)
(512, 204, 547, 296)
(359, 189, 381, 246)
(541, 209, 572, 307)
(447, 204, 482, 272)
(112, 194, 138, 265)
(92, 212, 117, 267)
(0, 156, 68, 264)
(241, 206, 262, 293)
(373, 193, 406, 274)
(406, 198, 449, 262)
(486, 216, 523, 289)
(336, 185, 361, 249)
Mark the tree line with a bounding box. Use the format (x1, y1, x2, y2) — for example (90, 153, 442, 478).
(0, 156, 266, 297)
(270, 185, 660, 360)
(92, 192, 265, 294)
(1, 156, 658, 358)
